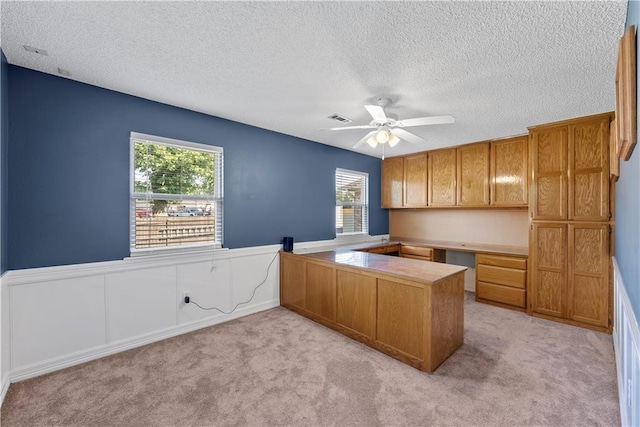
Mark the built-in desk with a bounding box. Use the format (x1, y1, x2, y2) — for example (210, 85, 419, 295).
(359, 240, 529, 311)
(367, 239, 528, 257)
(280, 250, 467, 373)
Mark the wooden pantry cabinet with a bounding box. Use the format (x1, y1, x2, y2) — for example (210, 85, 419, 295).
(528, 112, 613, 333)
(529, 114, 611, 221)
(530, 222, 610, 330)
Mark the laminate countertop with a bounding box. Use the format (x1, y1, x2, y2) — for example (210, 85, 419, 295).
(370, 238, 528, 257)
(295, 250, 467, 286)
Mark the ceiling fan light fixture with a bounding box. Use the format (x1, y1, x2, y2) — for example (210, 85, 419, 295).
(376, 129, 389, 144)
(366, 135, 378, 148)
(388, 132, 400, 147)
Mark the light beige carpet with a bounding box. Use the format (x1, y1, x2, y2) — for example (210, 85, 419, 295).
(1, 293, 619, 426)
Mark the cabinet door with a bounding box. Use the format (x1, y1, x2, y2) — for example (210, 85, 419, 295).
(530, 223, 567, 318)
(381, 157, 404, 208)
(568, 118, 610, 221)
(305, 262, 336, 322)
(404, 153, 428, 207)
(530, 127, 567, 220)
(428, 148, 456, 206)
(567, 223, 610, 328)
(491, 136, 528, 206)
(457, 143, 490, 206)
(280, 255, 306, 309)
(336, 270, 377, 338)
(377, 279, 424, 359)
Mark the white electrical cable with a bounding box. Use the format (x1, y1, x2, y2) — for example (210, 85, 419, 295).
(189, 251, 279, 315)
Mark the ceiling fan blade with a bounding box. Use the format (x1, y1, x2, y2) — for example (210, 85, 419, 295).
(364, 105, 387, 123)
(392, 128, 428, 145)
(353, 131, 377, 149)
(395, 115, 455, 127)
(318, 125, 375, 131)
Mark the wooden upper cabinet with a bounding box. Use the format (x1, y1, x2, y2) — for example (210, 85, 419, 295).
(530, 126, 568, 220)
(428, 148, 457, 206)
(404, 153, 428, 208)
(529, 113, 612, 221)
(381, 157, 404, 208)
(567, 223, 610, 328)
(568, 118, 610, 221)
(530, 222, 567, 319)
(457, 143, 490, 206)
(490, 136, 528, 207)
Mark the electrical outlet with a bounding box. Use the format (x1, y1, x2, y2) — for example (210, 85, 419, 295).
(181, 291, 190, 304)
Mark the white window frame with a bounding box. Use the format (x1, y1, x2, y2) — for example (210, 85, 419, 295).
(335, 168, 369, 237)
(129, 132, 224, 255)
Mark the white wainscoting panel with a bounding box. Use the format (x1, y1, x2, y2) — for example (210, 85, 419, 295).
(106, 266, 177, 343)
(613, 257, 640, 426)
(11, 275, 106, 369)
(178, 259, 233, 323)
(229, 252, 280, 309)
(0, 234, 389, 398)
(1, 275, 9, 406)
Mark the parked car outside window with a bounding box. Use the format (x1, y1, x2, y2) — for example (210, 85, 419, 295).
(168, 207, 204, 217)
(135, 207, 152, 218)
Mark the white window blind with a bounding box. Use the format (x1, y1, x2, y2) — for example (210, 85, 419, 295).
(130, 132, 223, 252)
(335, 168, 368, 236)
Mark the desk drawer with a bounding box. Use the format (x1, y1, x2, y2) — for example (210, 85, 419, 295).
(383, 244, 401, 254)
(476, 254, 526, 270)
(477, 282, 526, 308)
(367, 247, 386, 254)
(400, 245, 433, 258)
(401, 253, 433, 262)
(361, 244, 401, 254)
(476, 264, 526, 289)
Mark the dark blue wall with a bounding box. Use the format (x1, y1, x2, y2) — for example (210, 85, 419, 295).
(1, 52, 8, 274)
(615, 1, 640, 320)
(8, 66, 387, 269)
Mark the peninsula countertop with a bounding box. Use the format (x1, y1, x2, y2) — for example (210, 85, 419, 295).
(292, 249, 467, 286)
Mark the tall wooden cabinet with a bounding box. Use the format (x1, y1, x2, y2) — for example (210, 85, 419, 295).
(528, 113, 613, 332)
(568, 119, 610, 221)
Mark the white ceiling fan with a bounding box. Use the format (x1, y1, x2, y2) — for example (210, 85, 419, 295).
(321, 102, 455, 150)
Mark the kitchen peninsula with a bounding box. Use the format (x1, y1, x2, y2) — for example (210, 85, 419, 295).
(280, 249, 467, 373)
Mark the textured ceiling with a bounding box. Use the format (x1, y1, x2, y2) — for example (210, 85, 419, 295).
(0, 1, 628, 158)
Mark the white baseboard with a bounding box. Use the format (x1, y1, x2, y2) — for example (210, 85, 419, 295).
(9, 299, 278, 383)
(612, 257, 640, 426)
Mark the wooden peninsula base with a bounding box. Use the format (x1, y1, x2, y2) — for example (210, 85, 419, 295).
(280, 250, 467, 373)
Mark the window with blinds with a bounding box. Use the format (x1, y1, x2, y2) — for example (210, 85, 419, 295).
(130, 132, 223, 252)
(335, 168, 368, 236)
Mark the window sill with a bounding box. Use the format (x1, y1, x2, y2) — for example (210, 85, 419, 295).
(334, 233, 371, 243)
(127, 243, 224, 260)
